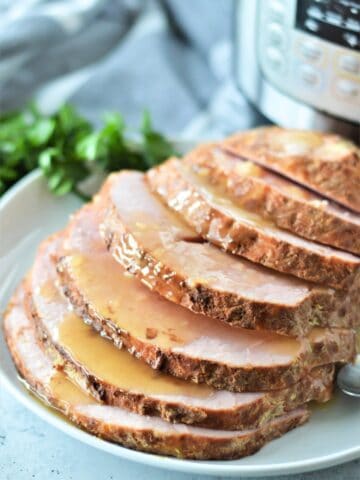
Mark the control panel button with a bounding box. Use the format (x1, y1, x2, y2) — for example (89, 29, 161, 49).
(343, 32, 359, 49)
(298, 64, 321, 87)
(336, 78, 359, 98)
(307, 6, 323, 21)
(267, 23, 286, 48)
(304, 18, 320, 33)
(325, 11, 342, 27)
(266, 47, 285, 72)
(339, 55, 360, 75)
(300, 41, 322, 62)
(345, 18, 360, 33)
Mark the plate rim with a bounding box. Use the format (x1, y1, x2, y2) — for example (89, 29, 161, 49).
(1, 169, 359, 477)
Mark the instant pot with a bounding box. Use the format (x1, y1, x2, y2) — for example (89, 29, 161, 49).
(235, 0, 360, 140)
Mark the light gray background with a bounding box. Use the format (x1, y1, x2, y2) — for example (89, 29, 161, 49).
(0, 1, 359, 478)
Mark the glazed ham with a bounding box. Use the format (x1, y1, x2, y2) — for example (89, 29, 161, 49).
(27, 234, 334, 430)
(3, 126, 359, 462)
(55, 202, 355, 392)
(147, 157, 360, 288)
(4, 288, 310, 460)
(100, 171, 358, 336)
(223, 127, 360, 213)
(182, 144, 360, 255)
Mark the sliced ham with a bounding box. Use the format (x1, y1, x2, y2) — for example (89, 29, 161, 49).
(223, 127, 360, 213)
(4, 125, 360, 462)
(3, 288, 310, 460)
(55, 202, 355, 392)
(99, 170, 358, 336)
(183, 144, 360, 255)
(147, 157, 360, 289)
(27, 235, 334, 430)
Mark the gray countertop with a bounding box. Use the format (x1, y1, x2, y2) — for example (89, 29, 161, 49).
(1, 388, 359, 480)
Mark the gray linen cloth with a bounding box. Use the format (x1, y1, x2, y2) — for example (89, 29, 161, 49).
(0, 0, 265, 138)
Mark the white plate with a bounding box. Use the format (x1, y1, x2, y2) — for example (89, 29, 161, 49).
(0, 168, 360, 478)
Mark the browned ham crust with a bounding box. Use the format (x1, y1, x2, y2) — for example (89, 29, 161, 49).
(223, 127, 360, 213)
(147, 157, 360, 289)
(26, 234, 334, 430)
(56, 202, 355, 392)
(3, 288, 310, 460)
(183, 144, 360, 255)
(100, 170, 358, 336)
(4, 125, 360, 462)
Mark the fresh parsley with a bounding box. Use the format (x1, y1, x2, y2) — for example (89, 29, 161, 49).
(0, 103, 176, 199)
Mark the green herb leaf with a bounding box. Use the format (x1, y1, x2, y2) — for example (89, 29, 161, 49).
(0, 102, 176, 199)
(52, 178, 74, 196)
(26, 118, 55, 146)
(39, 147, 59, 173)
(76, 132, 99, 162)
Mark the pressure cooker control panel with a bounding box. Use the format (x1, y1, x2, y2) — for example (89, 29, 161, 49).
(258, 0, 360, 123)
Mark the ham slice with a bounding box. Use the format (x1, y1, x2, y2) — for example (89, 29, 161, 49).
(99, 170, 358, 336)
(27, 235, 334, 430)
(147, 157, 360, 289)
(182, 144, 360, 255)
(223, 127, 360, 213)
(3, 288, 310, 460)
(55, 202, 355, 392)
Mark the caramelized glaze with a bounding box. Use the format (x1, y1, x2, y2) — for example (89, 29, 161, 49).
(269, 130, 353, 160)
(56, 201, 314, 367)
(109, 172, 313, 304)
(179, 162, 274, 228)
(270, 131, 323, 156)
(235, 128, 355, 160)
(58, 312, 213, 398)
(68, 251, 300, 365)
(32, 238, 214, 398)
(4, 294, 312, 449)
(206, 147, 360, 229)
(49, 371, 96, 405)
(224, 128, 360, 212)
(210, 149, 318, 202)
(233, 160, 263, 178)
(179, 161, 359, 260)
(31, 251, 330, 410)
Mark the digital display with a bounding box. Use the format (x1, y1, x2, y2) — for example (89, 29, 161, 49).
(296, 0, 360, 49)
